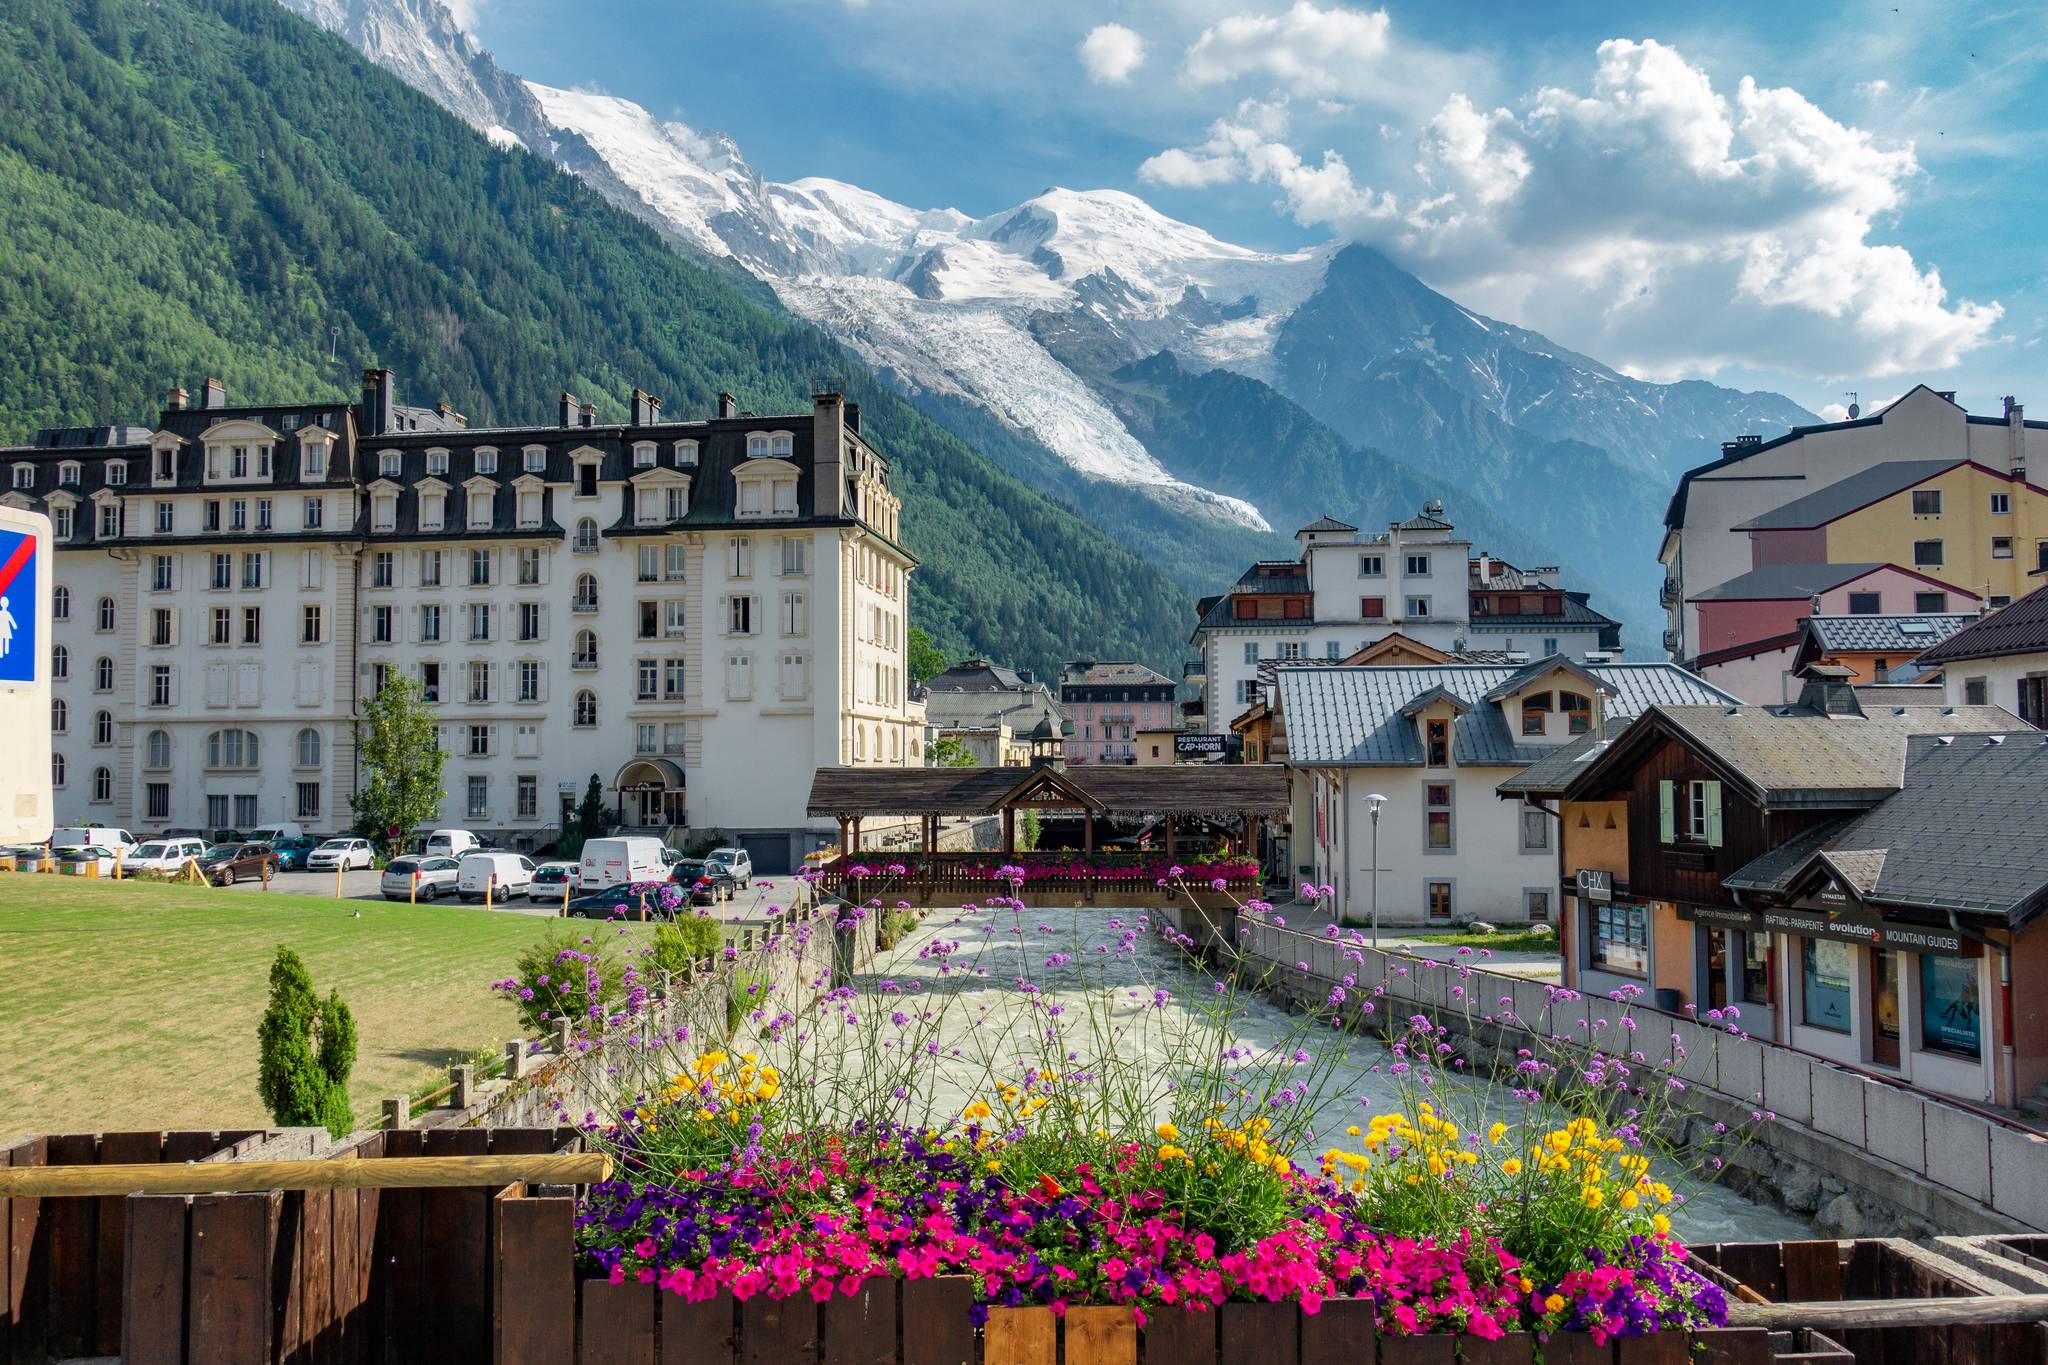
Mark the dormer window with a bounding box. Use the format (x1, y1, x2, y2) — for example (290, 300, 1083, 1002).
(747, 432, 793, 460)
(1426, 718, 1449, 767)
(524, 446, 547, 473)
(576, 462, 599, 498)
(152, 448, 174, 482)
(371, 493, 396, 533)
(633, 442, 657, 469)
(476, 448, 498, 475)
(105, 461, 127, 486)
(58, 462, 81, 487)
(674, 440, 698, 467)
(1561, 691, 1592, 735)
(636, 486, 663, 525)
(468, 488, 495, 530)
(1520, 692, 1552, 736)
(300, 439, 326, 481)
(427, 449, 449, 475)
(420, 491, 446, 532)
(98, 504, 121, 538)
(379, 450, 401, 478)
(517, 487, 542, 529)
(13, 464, 33, 490)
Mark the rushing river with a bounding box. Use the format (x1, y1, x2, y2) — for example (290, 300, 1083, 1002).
(844, 900, 1806, 1244)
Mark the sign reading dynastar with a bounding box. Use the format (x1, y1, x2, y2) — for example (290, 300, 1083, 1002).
(1175, 733, 1226, 757)
(0, 525, 37, 689)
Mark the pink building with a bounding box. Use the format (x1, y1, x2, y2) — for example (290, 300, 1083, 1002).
(1058, 660, 1177, 765)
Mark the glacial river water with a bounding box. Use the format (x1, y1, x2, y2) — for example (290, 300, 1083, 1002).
(849, 900, 1806, 1244)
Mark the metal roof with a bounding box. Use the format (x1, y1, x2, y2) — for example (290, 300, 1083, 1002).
(1687, 563, 1891, 603)
(1296, 516, 1357, 534)
(1731, 461, 1961, 531)
(1802, 614, 1974, 654)
(1918, 584, 2048, 665)
(1275, 660, 1739, 769)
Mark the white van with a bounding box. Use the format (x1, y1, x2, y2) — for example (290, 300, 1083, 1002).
(578, 837, 668, 892)
(126, 838, 210, 873)
(457, 851, 535, 902)
(424, 829, 482, 858)
(247, 822, 305, 845)
(50, 827, 138, 856)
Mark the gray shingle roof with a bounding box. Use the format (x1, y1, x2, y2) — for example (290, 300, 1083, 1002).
(1918, 584, 2048, 665)
(1495, 733, 1609, 797)
(1724, 733, 2048, 925)
(1276, 661, 1739, 769)
(1688, 563, 1891, 603)
(1852, 684, 1945, 706)
(1803, 614, 1974, 653)
(1465, 593, 1621, 631)
(1720, 818, 1855, 893)
(1732, 460, 1962, 530)
(1297, 516, 1357, 534)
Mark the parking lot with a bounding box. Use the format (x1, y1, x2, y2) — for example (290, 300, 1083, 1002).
(217, 865, 794, 924)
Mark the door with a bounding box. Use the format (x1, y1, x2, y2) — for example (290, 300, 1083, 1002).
(1871, 949, 1901, 1068)
(1704, 928, 1730, 1012)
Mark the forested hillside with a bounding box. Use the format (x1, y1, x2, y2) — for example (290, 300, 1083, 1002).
(0, 0, 1193, 676)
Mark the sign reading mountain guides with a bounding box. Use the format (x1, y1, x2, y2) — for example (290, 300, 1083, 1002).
(1676, 902, 1973, 957)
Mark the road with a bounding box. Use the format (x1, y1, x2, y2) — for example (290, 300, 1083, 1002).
(217, 866, 794, 925)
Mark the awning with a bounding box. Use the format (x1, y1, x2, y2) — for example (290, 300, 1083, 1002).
(612, 757, 685, 790)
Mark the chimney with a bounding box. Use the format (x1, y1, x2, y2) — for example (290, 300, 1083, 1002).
(812, 393, 846, 517)
(435, 401, 467, 428)
(202, 377, 228, 410)
(360, 368, 395, 436)
(1477, 551, 1492, 584)
(579, 401, 596, 429)
(559, 392, 578, 429)
(631, 388, 660, 426)
(2009, 396, 2027, 476)
(845, 401, 861, 435)
(166, 386, 188, 412)
(718, 391, 738, 420)
(1793, 662, 1863, 717)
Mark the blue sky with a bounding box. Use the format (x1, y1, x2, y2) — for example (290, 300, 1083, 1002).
(466, 0, 2045, 420)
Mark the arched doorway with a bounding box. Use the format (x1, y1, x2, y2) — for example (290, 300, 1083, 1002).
(612, 758, 686, 828)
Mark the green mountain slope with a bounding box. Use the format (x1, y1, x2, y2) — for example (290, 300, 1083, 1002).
(0, 0, 1192, 678)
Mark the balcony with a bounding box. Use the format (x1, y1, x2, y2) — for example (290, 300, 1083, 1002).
(1661, 628, 1681, 653)
(1659, 576, 1679, 607)
(571, 654, 599, 671)
(571, 598, 599, 614)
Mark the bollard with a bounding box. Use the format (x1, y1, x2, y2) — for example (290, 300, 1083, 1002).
(382, 1095, 411, 1131)
(485, 876, 493, 912)
(638, 891, 648, 922)
(411, 871, 419, 906)
(449, 1063, 476, 1110)
(561, 879, 571, 917)
(112, 849, 122, 881)
(335, 864, 343, 899)
(504, 1039, 528, 1080)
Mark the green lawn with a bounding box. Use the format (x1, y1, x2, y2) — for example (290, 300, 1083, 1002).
(1401, 928, 1562, 955)
(0, 875, 655, 1136)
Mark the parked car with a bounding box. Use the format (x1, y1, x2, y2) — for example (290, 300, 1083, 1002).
(49, 827, 139, 858)
(267, 836, 322, 871)
(247, 822, 306, 845)
(527, 860, 579, 902)
(306, 838, 375, 871)
(705, 846, 754, 886)
(423, 829, 483, 859)
(124, 838, 210, 874)
(196, 843, 276, 887)
(670, 858, 736, 905)
(53, 845, 118, 876)
(579, 837, 669, 892)
(566, 880, 680, 921)
(381, 856, 461, 901)
(457, 851, 536, 902)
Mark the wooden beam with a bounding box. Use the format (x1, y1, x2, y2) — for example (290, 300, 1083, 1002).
(0, 1153, 612, 1198)
(1725, 1295, 2048, 1330)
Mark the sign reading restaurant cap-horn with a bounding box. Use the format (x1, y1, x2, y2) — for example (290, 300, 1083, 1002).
(1175, 732, 1227, 756)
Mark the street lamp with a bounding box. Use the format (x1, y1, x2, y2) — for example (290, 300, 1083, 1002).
(1364, 793, 1387, 949)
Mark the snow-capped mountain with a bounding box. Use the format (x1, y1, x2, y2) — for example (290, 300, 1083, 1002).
(279, 0, 1818, 636)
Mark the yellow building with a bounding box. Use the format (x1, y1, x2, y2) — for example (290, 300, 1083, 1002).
(1738, 460, 2048, 611)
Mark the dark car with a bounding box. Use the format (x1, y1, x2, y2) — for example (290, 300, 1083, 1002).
(669, 859, 736, 906)
(196, 842, 275, 887)
(566, 879, 683, 921)
(268, 836, 322, 871)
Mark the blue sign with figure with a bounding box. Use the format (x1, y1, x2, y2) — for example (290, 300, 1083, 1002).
(0, 527, 38, 686)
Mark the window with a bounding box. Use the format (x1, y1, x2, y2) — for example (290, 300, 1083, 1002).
(256, 499, 272, 531)
(664, 658, 686, 699)
(1358, 554, 1383, 577)
(11, 464, 31, 490)
(146, 783, 171, 820)
(1914, 592, 1949, 613)
(2022, 676, 2048, 729)
(1911, 489, 1943, 516)
(674, 440, 698, 467)
(296, 782, 321, 820)
(1659, 778, 1722, 846)
(58, 461, 80, 486)
(517, 547, 540, 585)
(1799, 939, 1852, 1032)
(1278, 641, 1302, 661)
(573, 629, 598, 669)
(155, 501, 173, 533)
(637, 658, 659, 700)
(52, 586, 69, 621)
(638, 601, 658, 640)
(1991, 595, 2012, 609)
(1326, 640, 1342, 659)
(1520, 692, 1552, 736)
(1405, 597, 1430, 618)
(1964, 677, 1988, 705)
(468, 660, 492, 703)
(302, 439, 326, 480)
(1424, 782, 1453, 851)
(1524, 890, 1551, 922)
(370, 605, 394, 644)
(104, 460, 128, 486)
(229, 498, 247, 532)
(52, 645, 67, 680)
(1992, 492, 2012, 515)
(302, 605, 324, 644)
(666, 544, 688, 581)
(728, 595, 754, 635)
(469, 549, 492, 586)
(419, 492, 446, 533)
(573, 690, 598, 727)
(1426, 718, 1448, 767)
(516, 775, 539, 820)
(420, 604, 442, 643)
(211, 606, 233, 646)
(1847, 592, 1881, 615)
(53, 505, 74, 540)
(517, 660, 541, 702)
(1519, 805, 1549, 852)
(524, 446, 547, 473)
(372, 552, 395, 589)
(98, 504, 121, 538)
(666, 600, 688, 638)
(1590, 903, 1647, 976)
(206, 729, 260, 769)
(1425, 881, 1454, 920)
(420, 662, 441, 703)
(94, 656, 114, 691)
(729, 536, 753, 578)
(632, 442, 657, 470)
(1993, 536, 2014, 560)
(576, 464, 599, 498)
(467, 724, 493, 757)
(517, 602, 543, 642)
(781, 537, 806, 575)
(573, 573, 599, 612)
(92, 767, 112, 804)
(636, 723, 657, 754)
(1561, 691, 1591, 735)
(574, 518, 598, 553)
(94, 710, 114, 746)
(1542, 637, 1559, 656)
(476, 449, 498, 475)
(50, 697, 67, 733)
(468, 603, 492, 642)
(1405, 553, 1430, 577)
(467, 776, 489, 821)
(1243, 642, 1259, 665)
(51, 754, 65, 788)
(1920, 955, 1981, 1058)
(95, 596, 115, 633)
(1913, 539, 1944, 568)
(638, 545, 660, 582)
(241, 606, 262, 645)
(240, 552, 263, 589)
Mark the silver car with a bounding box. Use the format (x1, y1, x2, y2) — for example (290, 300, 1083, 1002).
(381, 856, 461, 901)
(307, 837, 375, 871)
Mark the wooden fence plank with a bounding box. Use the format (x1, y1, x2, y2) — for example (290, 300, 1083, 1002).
(983, 1306, 1055, 1365)
(1614, 1332, 1688, 1365)
(1141, 1308, 1216, 1365)
(582, 1278, 657, 1365)
(188, 1192, 278, 1365)
(899, 1277, 974, 1365)
(1378, 1335, 1455, 1365)
(6, 1135, 49, 1365)
(299, 1186, 334, 1364)
(374, 1128, 425, 1356)
(493, 1192, 573, 1365)
(1692, 1328, 1773, 1365)
(1301, 1298, 1376, 1365)
(1713, 1243, 1785, 1302)
(1780, 1241, 1843, 1303)
(1540, 1334, 1615, 1365)
(1457, 1332, 1534, 1365)
(43, 1133, 97, 1359)
(420, 1128, 492, 1360)
(742, 1292, 819, 1365)
(274, 1189, 303, 1365)
(1064, 1305, 1135, 1365)
(1218, 1301, 1295, 1365)
(484, 1129, 559, 1156)
(96, 1129, 163, 1355)
(819, 1279, 895, 1365)
(120, 1194, 188, 1365)
(660, 1287, 736, 1365)
(324, 1161, 356, 1365)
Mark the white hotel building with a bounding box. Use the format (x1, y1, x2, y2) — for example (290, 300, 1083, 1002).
(2, 371, 922, 873)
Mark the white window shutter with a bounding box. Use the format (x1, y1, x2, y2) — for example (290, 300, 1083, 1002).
(204, 663, 229, 709)
(537, 662, 549, 703)
(166, 608, 179, 646)
(539, 605, 550, 642)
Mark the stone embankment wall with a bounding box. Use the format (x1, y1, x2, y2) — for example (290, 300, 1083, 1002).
(1237, 915, 2048, 1238)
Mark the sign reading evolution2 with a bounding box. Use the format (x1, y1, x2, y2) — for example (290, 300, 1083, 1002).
(1678, 901, 1972, 958)
(0, 527, 37, 689)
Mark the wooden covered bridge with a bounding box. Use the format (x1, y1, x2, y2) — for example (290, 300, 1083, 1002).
(805, 763, 1289, 906)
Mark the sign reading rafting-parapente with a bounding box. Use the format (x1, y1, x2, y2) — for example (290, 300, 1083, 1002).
(0, 525, 37, 689)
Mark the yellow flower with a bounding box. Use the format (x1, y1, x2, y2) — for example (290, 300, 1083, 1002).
(1544, 1295, 1565, 1314)
(1581, 1187, 1605, 1209)
(1618, 1190, 1640, 1210)
(1157, 1121, 1181, 1143)
(1652, 1213, 1672, 1235)
(963, 1101, 991, 1121)
(1501, 1158, 1524, 1176)
(1346, 1125, 1361, 1137)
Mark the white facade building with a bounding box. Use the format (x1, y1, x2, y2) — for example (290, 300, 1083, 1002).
(3, 373, 921, 872)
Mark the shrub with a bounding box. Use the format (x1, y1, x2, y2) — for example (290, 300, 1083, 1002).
(876, 905, 919, 951)
(256, 947, 357, 1138)
(727, 963, 773, 1037)
(501, 930, 627, 1037)
(649, 917, 722, 978)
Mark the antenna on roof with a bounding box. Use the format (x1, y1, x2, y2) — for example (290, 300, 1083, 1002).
(1844, 391, 1860, 419)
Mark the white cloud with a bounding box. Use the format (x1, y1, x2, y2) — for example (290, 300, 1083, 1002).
(1184, 2, 1390, 98)
(1079, 24, 1147, 85)
(441, 0, 484, 28)
(1817, 401, 1851, 422)
(1142, 37, 2000, 380)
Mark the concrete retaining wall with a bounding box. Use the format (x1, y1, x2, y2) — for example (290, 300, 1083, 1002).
(1237, 916, 2047, 1235)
